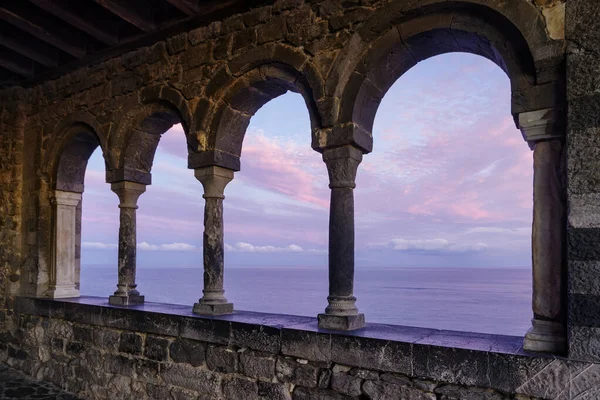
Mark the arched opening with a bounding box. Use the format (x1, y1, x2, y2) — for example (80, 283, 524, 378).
(354, 53, 533, 335)
(50, 126, 105, 298)
(222, 91, 328, 316)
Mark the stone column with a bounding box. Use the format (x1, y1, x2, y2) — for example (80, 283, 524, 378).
(193, 166, 234, 315)
(48, 190, 82, 298)
(318, 145, 365, 330)
(518, 108, 566, 353)
(109, 181, 146, 306)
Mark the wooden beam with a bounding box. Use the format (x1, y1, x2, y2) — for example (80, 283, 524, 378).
(0, 29, 58, 67)
(0, 7, 85, 57)
(27, 0, 118, 46)
(164, 0, 198, 16)
(93, 0, 156, 32)
(0, 48, 35, 78)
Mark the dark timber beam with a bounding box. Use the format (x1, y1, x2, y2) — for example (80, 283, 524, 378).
(0, 48, 35, 78)
(0, 30, 58, 67)
(93, 0, 156, 32)
(27, 0, 118, 46)
(165, 0, 199, 16)
(0, 7, 85, 57)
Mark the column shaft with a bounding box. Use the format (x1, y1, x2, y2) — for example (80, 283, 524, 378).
(524, 139, 566, 353)
(318, 145, 365, 330)
(193, 166, 234, 315)
(109, 181, 146, 306)
(48, 190, 82, 298)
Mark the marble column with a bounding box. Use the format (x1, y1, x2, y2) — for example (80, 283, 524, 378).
(518, 108, 566, 353)
(48, 190, 82, 298)
(318, 145, 365, 330)
(109, 181, 146, 306)
(193, 166, 234, 315)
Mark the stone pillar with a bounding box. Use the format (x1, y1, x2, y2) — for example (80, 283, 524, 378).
(193, 166, 234, 315)
(109, 181, 146, 306)
(48, 190, 82, 298)
(518, 108, 566, 353)
(318, 145, 365, 330)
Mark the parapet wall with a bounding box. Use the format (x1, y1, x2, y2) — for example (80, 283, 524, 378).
(3, 297, 598, 400)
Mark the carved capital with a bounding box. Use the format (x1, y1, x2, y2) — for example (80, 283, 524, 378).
(195, 166, 234, 199)
(111, 181, 147, 209)
(517, 108, 565, 150)
(322, 145, 363, 189)
(52, 190, 82, 207)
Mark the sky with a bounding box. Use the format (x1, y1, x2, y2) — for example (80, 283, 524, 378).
(81, 53, 533, 269)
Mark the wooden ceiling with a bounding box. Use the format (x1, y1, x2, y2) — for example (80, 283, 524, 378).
(0, 0, 269, 88)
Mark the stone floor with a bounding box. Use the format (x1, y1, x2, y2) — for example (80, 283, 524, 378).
(0, 365, 80, 399)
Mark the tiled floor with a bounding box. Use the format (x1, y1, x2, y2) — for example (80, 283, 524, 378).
(0, 365, 80, 400)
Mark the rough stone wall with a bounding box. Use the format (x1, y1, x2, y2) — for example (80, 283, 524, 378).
(565, 0, 600, 362)
(10, 297, 596, 400)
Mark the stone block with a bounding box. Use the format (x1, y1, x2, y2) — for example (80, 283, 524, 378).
(277, 357, 320, 388)
(331, 335, 411, 375)
(144, 336, 169, 362)
(179, 317, 230, 345)
(569, 293, 600, 327)
(169, 338, 206, 366)
(65, 341, 84, 356)
(281, 328, 331, 363)
(206, 345, 238, 373)
(413, 344, 489, 388)
(350, 368, 379, 380)
(223, 377, 259, 400)
(240, 350, 276, 379)
(161, 363, 222, 395)
(568, 228, 600, 261)
(230, 321, 281, 353)
(118, 332, 143, 356)
(135, 359, 160, 383)
(258, 381, 292, 400)
(331, 372, 362, 396)
(363, 380, 436, 400)
(93, 329, 120, 353)
(435, 384, 504, 400)
(318, 369, 332, 389)
(103, 354, 135, 376)
(72, 326, 93, 344)
(171, 386, 199, 400)
(292, 387, 348, 400)
(568, 326, 600, 362)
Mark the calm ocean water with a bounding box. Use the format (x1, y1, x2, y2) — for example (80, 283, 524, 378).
(80, 266, 532, 336)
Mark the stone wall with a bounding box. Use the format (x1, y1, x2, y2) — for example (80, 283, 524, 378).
(6, 297, 600, 400)
(565, 0, 600, 362)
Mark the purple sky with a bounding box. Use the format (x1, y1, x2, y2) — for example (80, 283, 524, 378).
(81, 53, 533, 269)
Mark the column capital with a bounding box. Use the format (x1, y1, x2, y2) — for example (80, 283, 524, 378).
(517, 108, 565, 150)
(52, 190, 82, 207)
(195, 166, 234, 199)
(111, 181, 146, 209)
(322, 145, 363, 189)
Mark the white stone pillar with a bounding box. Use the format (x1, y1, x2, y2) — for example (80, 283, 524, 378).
(193, 166, 234, 315)
(518, 108, 567, 353)
(48, 190, 82, 298)
(109, 181, 146, 306)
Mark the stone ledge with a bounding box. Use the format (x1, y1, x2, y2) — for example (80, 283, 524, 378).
(13, 296, 596, 398)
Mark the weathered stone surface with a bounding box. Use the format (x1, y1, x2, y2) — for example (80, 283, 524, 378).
(258, 381, 292, 400)
(161, 363, 222, 395)
(206, 345, 238, 373)
(223, 377, 259, 400)
(169, 338, 206, 366)
(331, 372, 362, 396)
(118, 332, 143, 356)
(143, 336, 169, 362)
(240, 350, 276, 380)
(363, 380, 436, 400)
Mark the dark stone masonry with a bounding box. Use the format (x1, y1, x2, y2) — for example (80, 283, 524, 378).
(0, 0, 599, 398)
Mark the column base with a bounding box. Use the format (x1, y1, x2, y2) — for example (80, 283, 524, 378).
(318, 313, 365, 331)
(109, 294, 145, 306)
(523, 318, 566, 354)
(46, 285, 79, 299)
(193, 302, 234, 315)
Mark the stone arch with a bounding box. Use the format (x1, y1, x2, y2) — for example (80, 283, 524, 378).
(189, 44, 324, 170)
(109, 87, 192, 184)
(326, 0, 563, 152)
(45, 111, 110, 193)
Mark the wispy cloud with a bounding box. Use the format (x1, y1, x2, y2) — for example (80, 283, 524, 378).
(82, 242, 117, 250)
(371, 238, 488, 253)
(225, 242, 326, 254)
(138, 242, 197, 251)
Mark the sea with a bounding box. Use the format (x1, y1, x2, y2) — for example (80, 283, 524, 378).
(80, 266, 532, 337)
